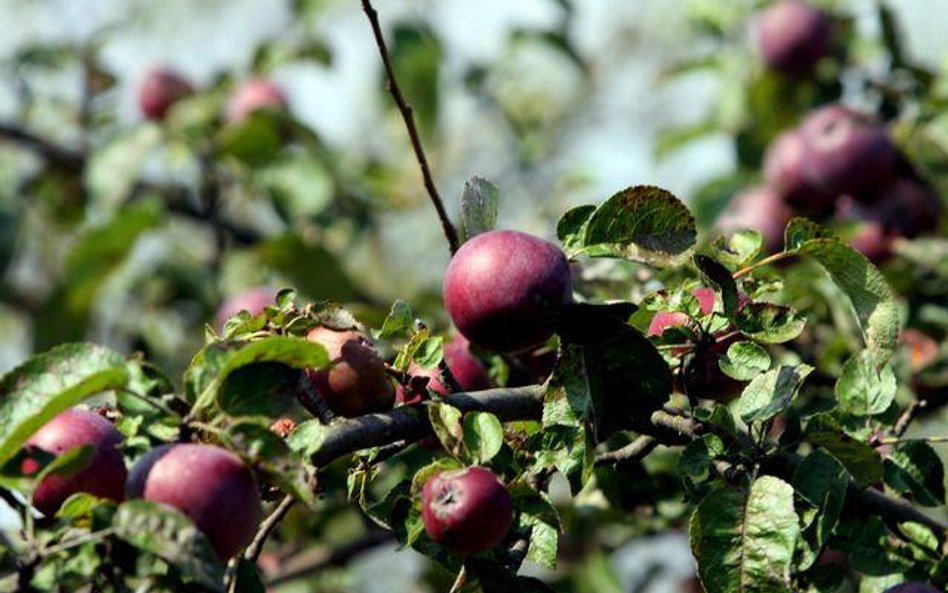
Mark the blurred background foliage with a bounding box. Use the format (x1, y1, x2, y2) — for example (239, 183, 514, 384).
(1, 0, 947, 377)
(3, 1, 948, 590)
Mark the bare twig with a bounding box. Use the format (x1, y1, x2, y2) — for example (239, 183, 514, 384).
(595, 435, 658, 466)
(360, 0, 460, 254)
(243, 494, 297, 563)
(0, 123, 85, 172)
(893, 399, 926, 437)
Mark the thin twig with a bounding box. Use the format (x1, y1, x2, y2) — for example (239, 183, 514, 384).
(244, 494, 297, 563)
(732, 251, 795, 279)
(0, 123, 85, 172)
(893, 399, 926, 437)
(595, 435, 659, 466)
(360, 0, 460, 254)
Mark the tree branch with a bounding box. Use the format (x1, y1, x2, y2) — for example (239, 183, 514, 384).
(309, 385, 543, 467)
(243, 494, 296, 563)
(303, 384, 947, 537)
(0, 123, 85, 172)
(360, 0, 460, 254)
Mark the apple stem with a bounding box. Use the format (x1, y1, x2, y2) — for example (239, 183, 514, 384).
(359, 0, 460, 255)
(732, 251, 796, 279)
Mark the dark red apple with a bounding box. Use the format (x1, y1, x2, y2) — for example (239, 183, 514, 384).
(763, 129, 835, 213)
(396, 334, 492, 405)
(757, 0, 831, 75)
(24, 408, 127, 516)
(138, 68, 194, 121)
(226, 78, 288, 123)
(881, 583, 940, 593)
(714, 186, 793, 253)
(216, 287, 274, 330)
(798, 104, 897, 199)
(647, 287, 716, 337)
(421, 466, 513, 555)
(125, 443, 262, 560)
(680, 334, 746, 402)
(304, 326, 395, 417)
(443, 230, 573, 353)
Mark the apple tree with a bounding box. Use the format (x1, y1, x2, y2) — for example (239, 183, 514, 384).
(0, 1, 946, 592)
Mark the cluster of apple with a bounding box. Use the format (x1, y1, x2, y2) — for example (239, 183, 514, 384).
(137, 67, 288, 123)
(716, 3, 943, 261)
(20, 229, 573, 560)
(21, 409, 262, 561)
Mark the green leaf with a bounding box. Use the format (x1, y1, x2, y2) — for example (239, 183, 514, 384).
(694, 254, 739, 316)
(784, 218, 832, 252)
(835, 351, 897, 417)
(556, 205, 596, 256)
(883, 440, 946, 507)
(792, 450, 848, 570)
(463, 412, 504, 464)
(799, 239, 899, 366)
(679, 434, 726, 480)
(0, 343, 129, 466)
(375, 300, 414, 340)
(285, 419, 330, 459)
(719, 342, 771, 381)
(580, 185, 696, 266)
(460, 176, 498, 240)
(710, 230, 762, 269)
(216, 111, 282, 166)
(428, 402, 463, 457)
(555, 322, 673, 438)
(655, 118, 718, 159)
(113, 500, 224, 591)
(226, 421, 315, 506)
(690, 476, 799, 593)
(737, 365, 812, 424)
(806, 432, 883, 488)
(735, 302, 807, 344)
(187, 336, 328, 413)
(410, 457, 464, 497)
(411, 336, 444, 370)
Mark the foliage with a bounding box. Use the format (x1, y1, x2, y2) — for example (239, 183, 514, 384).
(0, 1, 947, 592)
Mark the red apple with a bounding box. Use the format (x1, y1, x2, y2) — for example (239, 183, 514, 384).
(757, 0, 831, 75)
(126, 443, 262, 560)
(396, 334, 492, 405)
(763, 129, 835, 212)
(421, 466, 513, 555)
(798, 105, 897, 199)
(680, 334, 746, 402)
(226, 78, 288, 123)
(138, 68, 194, 121)
(304, 326, 395, 417)
(714, 186, 793, 253)
(443, 230, 573, 353)
(216, 287, 274, 330)
(647, 287, 716, 337)
(24, 408, 127, 516)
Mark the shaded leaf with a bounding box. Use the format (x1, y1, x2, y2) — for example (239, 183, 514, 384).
(836, 351, 897, 417)
(460, 176, 498, 240)
(690, 476, 799, 593)
(0, 343, 129, 466)
(580, 185, 696, 266)
(799, 239, 899, 366)
(113, 500, 224, 591)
